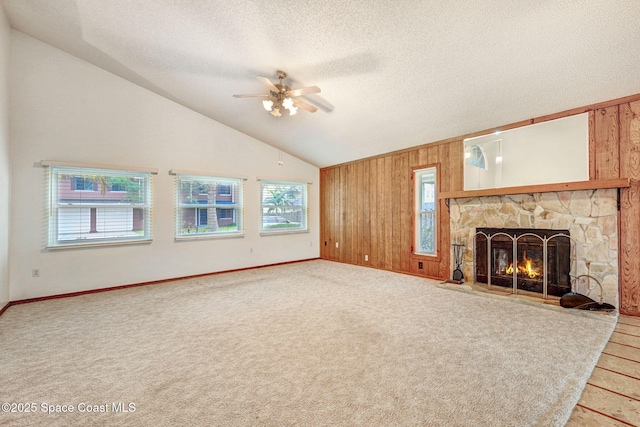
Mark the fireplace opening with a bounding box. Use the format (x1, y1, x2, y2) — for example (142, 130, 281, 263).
(475, 228, 572, 298)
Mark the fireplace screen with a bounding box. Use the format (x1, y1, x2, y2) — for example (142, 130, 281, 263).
(475, 228, 571, 298)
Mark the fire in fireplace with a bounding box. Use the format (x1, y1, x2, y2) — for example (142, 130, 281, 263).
(475, 228, 572, 298)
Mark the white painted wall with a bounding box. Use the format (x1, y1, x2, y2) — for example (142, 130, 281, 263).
(9, 31, 319, 300)
(0, 9, 10, 309)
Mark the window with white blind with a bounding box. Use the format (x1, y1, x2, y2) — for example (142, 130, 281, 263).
(175, 174, 244, 239)
(47, 165, 153, 248)
(414, 167, 437, 256)
(260, 180, 308, 233)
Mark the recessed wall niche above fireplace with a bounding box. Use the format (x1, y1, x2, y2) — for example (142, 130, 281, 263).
(475, 228, 572, 298)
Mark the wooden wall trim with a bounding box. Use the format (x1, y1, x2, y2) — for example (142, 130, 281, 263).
(533, 93, 640, 124)
(593, 106, 621, 179)
(589, 111, 596, 180)
(411, 163, 442, 262)
(0, 302, 9, 317)
(620, 184, 640, 315)
(439, 178, 630, 199)
(618, 100, 640, 315)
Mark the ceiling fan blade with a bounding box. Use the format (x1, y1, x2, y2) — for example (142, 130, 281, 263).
(233, 94, 270, 98)
(287, 86, 321, 97)
(293, 99, 318, 113)
(256, 76, 280, 93)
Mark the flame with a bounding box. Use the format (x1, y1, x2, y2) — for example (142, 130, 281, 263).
(503, 251, 541, 279)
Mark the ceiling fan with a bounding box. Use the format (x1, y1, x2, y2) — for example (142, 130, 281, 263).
(233, 70, 320, 116)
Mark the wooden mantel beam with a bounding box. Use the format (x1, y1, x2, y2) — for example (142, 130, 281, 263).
(438, 178, 631, 199)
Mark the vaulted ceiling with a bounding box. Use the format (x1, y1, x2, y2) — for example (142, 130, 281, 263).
(3, 0, 640, 167)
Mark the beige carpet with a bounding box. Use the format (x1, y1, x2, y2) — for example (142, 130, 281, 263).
(0, 260, 616, 426)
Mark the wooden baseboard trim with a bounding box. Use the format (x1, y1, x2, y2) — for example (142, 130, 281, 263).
(6, 258, 320, 309)
(319, 258, 446, 282)
(0, 301, 9, 317)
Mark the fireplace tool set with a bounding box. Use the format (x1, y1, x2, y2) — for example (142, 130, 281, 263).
(446, 238, 466, 284)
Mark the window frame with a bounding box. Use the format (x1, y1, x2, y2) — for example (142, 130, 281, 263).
(218, 184, 232, 196)
(413, 165, 438, 257)
(73, 176, 95, 191)
(259, 179, 309, 235)
(174, 173, 245, 240)
(46, 164, 154, 249)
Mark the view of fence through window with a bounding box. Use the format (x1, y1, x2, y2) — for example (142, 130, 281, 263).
(415, 167, 437, 255)
(176, 175, 243, 238)
(260, 181, 308, 232)
(49, 166, 152, 247)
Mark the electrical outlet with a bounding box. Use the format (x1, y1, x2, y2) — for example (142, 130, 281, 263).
(336, 242, 339, 248)
(32, 269, 40, 277)
(418, 262, 423, 269)
(365, 255, 368, 261)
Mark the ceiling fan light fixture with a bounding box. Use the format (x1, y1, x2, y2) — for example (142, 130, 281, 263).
(288, 105, 298, 116)
(271, 107, 281, 117)
(262, 99, 274, 111)
(282, 97, 294, 109)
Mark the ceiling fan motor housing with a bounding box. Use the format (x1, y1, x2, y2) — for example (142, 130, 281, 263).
(273, 83, 290, 98)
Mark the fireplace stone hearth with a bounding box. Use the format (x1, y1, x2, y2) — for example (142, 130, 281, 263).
(449, 189, 618, 306)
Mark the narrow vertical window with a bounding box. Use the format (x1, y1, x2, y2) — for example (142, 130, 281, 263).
(414, 167, 437, 256)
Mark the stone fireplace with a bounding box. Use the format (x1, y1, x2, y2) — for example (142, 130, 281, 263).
(449, 189, 619, 306)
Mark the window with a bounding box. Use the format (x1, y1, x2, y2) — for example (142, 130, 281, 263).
(466, 144, 487, 169)
(414, 167, 437, 256)
(218, 208, 234, 220)
(197, 208, 208, 226)
(47, 165, 153, 248)
(109, 182, 127, 192)
(175, 174, 243, 238)
(260, 180, 308, 233)
(74, 177, 95, 191)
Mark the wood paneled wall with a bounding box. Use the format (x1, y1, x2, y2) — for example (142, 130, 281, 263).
(589, 100, 640, 315)
(320, 142, 463, 280)
(320, 95, 640, 316)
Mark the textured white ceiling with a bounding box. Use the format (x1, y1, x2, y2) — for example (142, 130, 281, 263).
(3, 0, 640, 167)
